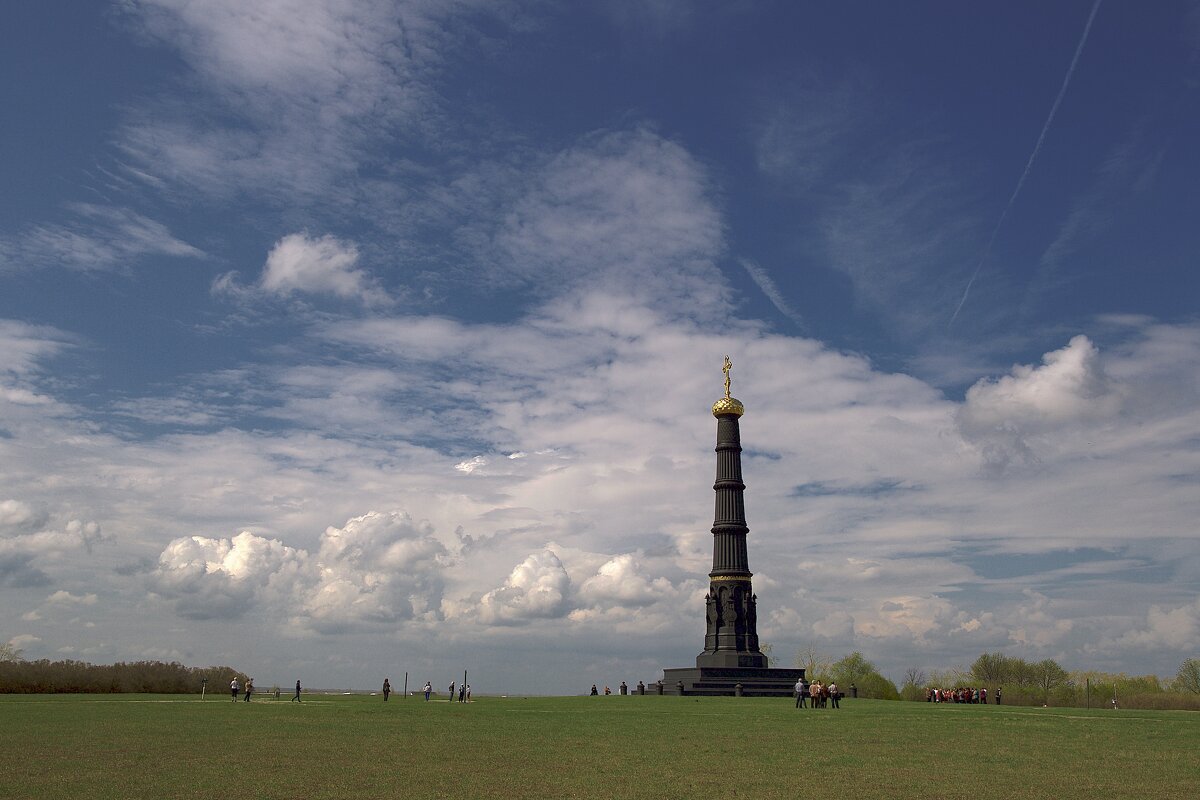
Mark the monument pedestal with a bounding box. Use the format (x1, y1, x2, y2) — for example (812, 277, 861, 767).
(661, 666, 805, 697)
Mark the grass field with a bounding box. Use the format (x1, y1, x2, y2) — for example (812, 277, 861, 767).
(1, 693, 1196, 799)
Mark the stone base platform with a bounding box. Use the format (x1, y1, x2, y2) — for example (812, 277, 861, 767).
(660, 666, 806, 697)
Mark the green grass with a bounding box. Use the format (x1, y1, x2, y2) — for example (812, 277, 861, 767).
(1, 694, 1196, 799)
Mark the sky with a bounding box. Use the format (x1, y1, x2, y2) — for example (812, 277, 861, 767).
(1, 0, 1198, 694)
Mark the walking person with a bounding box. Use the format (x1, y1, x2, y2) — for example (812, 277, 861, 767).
(244, 677, 253, 702)
(292, 680, 301, 702)
(383, 678, 391, 701)
(423, 681, 432, 701)
(230, 676, 240, 702)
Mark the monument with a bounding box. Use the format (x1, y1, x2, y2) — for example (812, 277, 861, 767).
(660, 357, 805, 696)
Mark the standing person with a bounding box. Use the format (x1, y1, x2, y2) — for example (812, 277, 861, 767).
(794, 678, 806, 708)
(244, 677, 253, 702)
(590, 684, 599, 696)
(981, 687, 987, 704)
(458, 683, 466, 703)
(829, 682, 840, 709)
(383, 678, 391, 701)
(423, 681, 432, 701)
(292, 680, 302, 702)
(996, 686, 1003, 705)
(230, 676, 240, 702)
(448, 681, 455, 703)
(465, 685, 471, 703)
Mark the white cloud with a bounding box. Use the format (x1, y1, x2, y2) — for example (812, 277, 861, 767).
(957, 335, 1124, 472)
(150, 511, 447, 629)
(578, 554, 675, 607)
(151, 531, 307, 620)
(117, 0, 507, 201)
(305, 511, 447, 630)
(0, 519, 105, 588)
(961, 335, 1118, 432)
(259, 232, 382, 303)
(0, 322, 70, 372)
(1108, 597, 1200, 652)
(0, 204, 201, 272)
(737, 257, 804, 327)
(0, 500, 36, 528)
(46, 590, 98, 606)
(492, 129, 728, 313)
(1006, 590, 1075, 648)
(8, 634, 40, 650)
(478, 550, 572, 625)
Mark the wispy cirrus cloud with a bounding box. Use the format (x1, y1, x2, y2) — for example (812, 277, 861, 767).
(738, 257, 803, 327)
(116, 0, 511, 203)
(0, 203, 201, 273)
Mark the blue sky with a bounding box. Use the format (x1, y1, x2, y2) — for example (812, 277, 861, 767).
(2, 0, 1198, 693)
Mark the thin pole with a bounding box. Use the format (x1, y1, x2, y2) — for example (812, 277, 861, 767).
(403, 672, 408, 699)
(1086, 678, 1090, 709)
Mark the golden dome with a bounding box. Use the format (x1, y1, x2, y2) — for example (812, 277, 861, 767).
(712, 395, 745, 417)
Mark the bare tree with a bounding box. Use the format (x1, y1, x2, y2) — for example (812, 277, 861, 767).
(794, 644, 831, 679)
(0, 642, 23, 662)
(903, 667, 927, 687)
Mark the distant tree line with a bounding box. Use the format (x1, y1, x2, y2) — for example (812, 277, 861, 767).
(0, 656, 242, 694)
(898, 652, 1200, 710)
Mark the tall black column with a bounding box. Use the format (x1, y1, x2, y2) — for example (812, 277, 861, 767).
(697, 361, 766, 669)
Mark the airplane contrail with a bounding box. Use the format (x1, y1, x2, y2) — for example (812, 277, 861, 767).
(949, 0, 1104, 327)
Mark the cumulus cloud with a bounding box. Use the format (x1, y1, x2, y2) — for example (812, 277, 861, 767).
(258, 233, 382, 303)
(0, 500, 36, 529)
(1109, 597, 1200, 652)
(1006, 590, 1075, 648)
(478, 550, 572, 625)
(577, 554, 675, 607)
(46, 590, 98, 606)
(959, 335, 1120, 471)
(151, 531, 307, 620)
(305, 511, 447, 630)
(0, 519, 105, 588)
(150, 511, 446, 629)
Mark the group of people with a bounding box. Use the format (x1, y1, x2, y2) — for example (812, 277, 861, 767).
(793, 678, 841, 708)
(229, 677, 254, 701)
(446, 680, 472, 702)
(926, 686, 1001, 704)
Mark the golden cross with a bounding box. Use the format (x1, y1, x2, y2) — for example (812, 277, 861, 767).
(722, 355, 732, 398)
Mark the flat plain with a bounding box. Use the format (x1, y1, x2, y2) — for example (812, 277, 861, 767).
(1, 693, 1196, 799)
